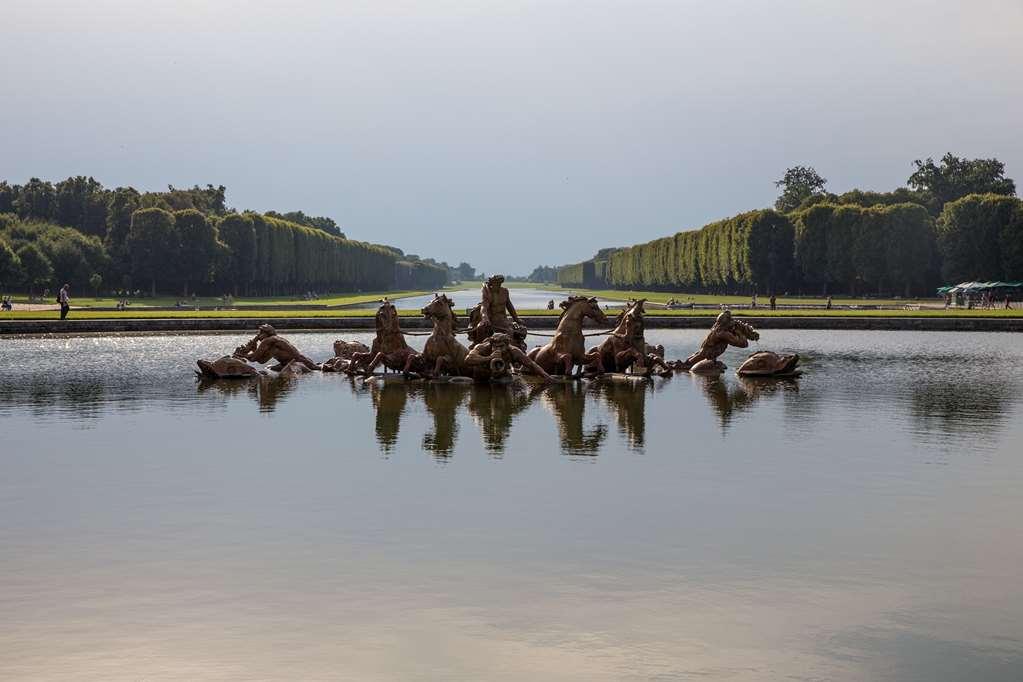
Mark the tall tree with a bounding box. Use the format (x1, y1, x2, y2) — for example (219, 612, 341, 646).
(0, 181, 16, 214)
(14, 178, 56, 221)
(775, 166, 827, 212)
(16, 242, 54, 295)
(218, 213, 257, 295)
(0, 238, 22, 289)
(54, 176, 107, 235)
(908, 153, 1016, 206)
(175, 209, 219, 296)
(127, 208, 179, 296)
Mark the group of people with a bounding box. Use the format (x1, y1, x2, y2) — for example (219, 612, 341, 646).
(0, 285, 70, 317)
(751, 293, 780, 310)
(944, 292, 1013, 309)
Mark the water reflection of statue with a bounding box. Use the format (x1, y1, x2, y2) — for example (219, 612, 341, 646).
(593, 379, 648, 450)
(233, 324, 319, 372)
(466, 382, 545, 455)
(542, 382, 607, 455)
(196, 375, 296, 413)
(696, 374, 799, 428)
(421, 383, 469, 457)
(675, 311, 759, 373)
(370, 380, 409, 451)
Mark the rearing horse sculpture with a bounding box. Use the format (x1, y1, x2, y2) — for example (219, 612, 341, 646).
(420, 294, 469, 377)
(348, 299, 419, 375)
(527, 296, 609, 376)
(591, 299, 671, 375)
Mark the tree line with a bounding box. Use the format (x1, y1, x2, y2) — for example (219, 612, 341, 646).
(0, 177, 456, 296)
(558, 154, 1021, 295)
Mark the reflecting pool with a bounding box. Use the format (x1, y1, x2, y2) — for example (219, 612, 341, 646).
(1, 330, 1022, 680)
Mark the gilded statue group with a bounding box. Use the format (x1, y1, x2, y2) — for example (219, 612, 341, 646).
(197, 274, 800, 382)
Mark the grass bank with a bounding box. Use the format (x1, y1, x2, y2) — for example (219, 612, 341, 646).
(513, 283, 942, 308)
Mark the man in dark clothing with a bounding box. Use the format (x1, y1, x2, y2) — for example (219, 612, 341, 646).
(58, 284, 71, 320)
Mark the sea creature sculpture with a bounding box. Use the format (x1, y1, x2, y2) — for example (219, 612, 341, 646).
(347, 299, 419, 375)
(673, 310, 759, 374)
(735, 350, 800, 377)
(526, 296, 609, 376)
(232, 324, 320, 372)
(195, 355, 259, 379)
(321, 339, 370, 372)
(465, 332, 553, 382)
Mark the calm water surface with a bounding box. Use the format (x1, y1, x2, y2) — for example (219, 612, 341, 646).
(1, 330, 1022, 681)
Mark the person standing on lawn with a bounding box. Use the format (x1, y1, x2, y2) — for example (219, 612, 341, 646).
(58, 283, 71, 320)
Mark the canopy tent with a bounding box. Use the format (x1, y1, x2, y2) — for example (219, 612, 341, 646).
(937, 281, 1023, 295)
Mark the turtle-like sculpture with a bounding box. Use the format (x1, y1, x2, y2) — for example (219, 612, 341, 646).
(196, 356, 258, 379)
(735, 351, 800, 377)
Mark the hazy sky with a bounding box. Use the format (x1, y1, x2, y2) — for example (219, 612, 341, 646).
(2, 1, 1021, 274)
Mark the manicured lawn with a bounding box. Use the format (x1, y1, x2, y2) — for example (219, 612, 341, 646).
(518, 284, 943, 308)
(4, 289, 438, 309)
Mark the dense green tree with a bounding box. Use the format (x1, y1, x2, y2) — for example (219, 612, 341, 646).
(936, 194, 1018, 282)
(140, 184, 228, 215)
(16, 242, 54, 294)
(217, 214, 257, 295)
(265, 210, 344, 237)
(0, 182, 16, 214)
(54, 176, 108, 237)
(89, 273, 103, 298)
(127, 208, 179, 296)
(527, 265, 557, 283)
(14, 178, 56, 221)
(0, 238, 22, 289)
(908, 153, 1016, 206)
(175, 209, 219, 296)
(775, 166, 827, 212)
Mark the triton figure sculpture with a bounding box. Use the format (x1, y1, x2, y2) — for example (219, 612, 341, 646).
(673, 310, 759, 374)
(465, 332, 553, 382)
(233, 324, 320, 372)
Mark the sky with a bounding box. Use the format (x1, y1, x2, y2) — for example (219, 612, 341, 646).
(2, 0, 1021, 275)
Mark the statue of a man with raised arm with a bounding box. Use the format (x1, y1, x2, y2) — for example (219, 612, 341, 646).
(468, 274, 527, 348)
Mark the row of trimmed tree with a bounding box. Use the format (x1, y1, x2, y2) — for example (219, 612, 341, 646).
(0, 177, 450, 296)
(0, 207, 447, 296)
(558, 195, 1023, 295)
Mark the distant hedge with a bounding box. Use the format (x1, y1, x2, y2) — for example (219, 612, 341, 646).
(557, 203, 974, 296)
(1, 208, 448, 296)
(595, 209, 795, 293)
(936, 194, 1023, 283)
